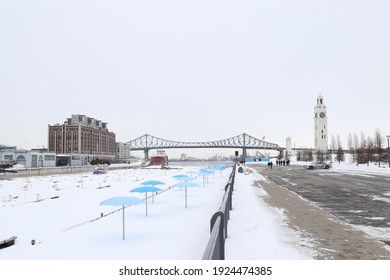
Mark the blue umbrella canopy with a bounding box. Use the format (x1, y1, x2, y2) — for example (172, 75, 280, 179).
(198, 169, 214, 186)
(130, 186, 163, 216)
(173, 182, 200, 188)
(209, 165, 225, 177)
(100, 196, 143, 240)
(172, 174, 188, 178)
(198, 168, 213, 174)
(173, 182, 200, 208)
(140, 180, 165, 186)
(100, 196, 144, 206)
(186, 170, 198, 177)
(130, 186, 163, 193)
(210, 165, 225, 170)
(174, 175, 195, 181)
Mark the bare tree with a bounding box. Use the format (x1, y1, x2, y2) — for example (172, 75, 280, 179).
(315, 150, 325, 162)
(353, 133, 359, 164)
(331, 135, 337, 150)
(301, 149, 314, 162)
(297, 150, 302, 161)
(337, 135, 343, 150)
(360, 132, 367, 148)
(366, 136, 374, 166)
(347, 133, 355, 163)
(374, 128, 384, 167)
(335, 135, 345, 163)
(308, 150, 314, 162)
(357, 132, 367, 165)
(330, 135, 337, 161)
(353, 134, 359, 150)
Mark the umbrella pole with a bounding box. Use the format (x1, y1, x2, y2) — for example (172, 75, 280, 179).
(185, 187, 187, 208)
(145, 193, 148, 217)
(122, 205, 125, 240)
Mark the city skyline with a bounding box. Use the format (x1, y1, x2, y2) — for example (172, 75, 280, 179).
(1, 1, 389, 155)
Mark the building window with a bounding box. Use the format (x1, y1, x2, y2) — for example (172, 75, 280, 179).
(4, 155, 14, 160)
(44, 155, 55, 161)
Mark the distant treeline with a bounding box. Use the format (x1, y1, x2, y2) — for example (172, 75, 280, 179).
(294, 128, 389, 166)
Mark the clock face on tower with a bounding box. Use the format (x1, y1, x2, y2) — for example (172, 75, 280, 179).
(319, 112, 326, 118)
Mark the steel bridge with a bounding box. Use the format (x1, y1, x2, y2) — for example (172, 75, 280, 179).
(127, 133, 282, 159)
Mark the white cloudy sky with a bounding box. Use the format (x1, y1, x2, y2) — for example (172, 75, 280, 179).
(1, 0, 389, 153)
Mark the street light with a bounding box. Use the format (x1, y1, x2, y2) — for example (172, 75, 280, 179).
(387, 135, 390, 168)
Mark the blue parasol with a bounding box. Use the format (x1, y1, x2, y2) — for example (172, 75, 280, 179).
(198, 169, 214, 186)
(140, 180, 165, 186)
(172, 182, 200, 208)
(209, 165, 225, 177)
(130, 186, 163, 216)
(100, 196, 143, 240)
(174, 175, 195, 181)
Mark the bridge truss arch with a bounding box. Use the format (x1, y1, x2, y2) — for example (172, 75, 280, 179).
(127, 133, 282, 159)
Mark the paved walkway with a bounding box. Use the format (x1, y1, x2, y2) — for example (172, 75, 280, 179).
(254, 175, 390, 260)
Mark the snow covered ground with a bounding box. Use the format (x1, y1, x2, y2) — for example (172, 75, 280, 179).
(0, 163, 223, 259)
(2, 159, 390, 279)
(0, 163, 310, 259)
(2, 158, 390, 260)
(225, 167, 312, 259)
(0, 161, 313, 260)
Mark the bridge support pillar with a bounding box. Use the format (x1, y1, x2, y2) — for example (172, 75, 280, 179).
(144, 149, 149, 160)
(242, 148, 247, 160)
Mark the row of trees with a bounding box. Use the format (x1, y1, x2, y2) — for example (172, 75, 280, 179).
(295, 149, 326, 162)
(344, 129, 389, 166)
(296, 129, 390, 166)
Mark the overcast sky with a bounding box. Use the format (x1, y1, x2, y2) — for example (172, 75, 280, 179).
(1, 1, 389, 156)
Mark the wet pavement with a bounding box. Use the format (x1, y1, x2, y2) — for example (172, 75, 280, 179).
(249, 164, 390, 259)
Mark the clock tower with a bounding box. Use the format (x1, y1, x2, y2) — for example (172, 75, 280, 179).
(314, 94, 328, 151)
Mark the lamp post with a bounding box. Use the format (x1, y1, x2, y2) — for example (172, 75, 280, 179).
(387, 135, 390, 168)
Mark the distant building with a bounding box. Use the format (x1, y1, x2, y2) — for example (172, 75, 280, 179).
(286, 137, 293, 158)
(0, 150, 56, 168)
(116, 142, 131, 162)
(0, 145, 16, 151)
(181, 153, 188, 161)
(0, 146, 17, 165)
(48, 114, 116, 165)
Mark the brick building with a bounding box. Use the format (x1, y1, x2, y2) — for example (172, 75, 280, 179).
(48, 115, 116, 164)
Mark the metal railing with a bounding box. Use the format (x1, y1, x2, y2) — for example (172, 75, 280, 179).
(202, 163, 236, 260)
